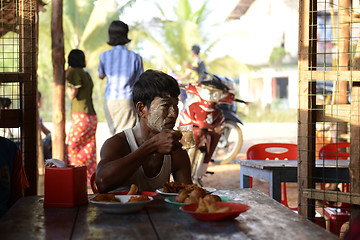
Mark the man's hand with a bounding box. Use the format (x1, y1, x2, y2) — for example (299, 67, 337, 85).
(152, 130, 182, 154)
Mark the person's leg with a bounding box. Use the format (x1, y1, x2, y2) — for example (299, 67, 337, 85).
(113, 99, 137, 134)
(104, 100, 115, 135)
(67, 113, 98, 186)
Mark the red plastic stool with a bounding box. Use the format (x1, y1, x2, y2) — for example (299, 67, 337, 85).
(324, 207, 350, 236)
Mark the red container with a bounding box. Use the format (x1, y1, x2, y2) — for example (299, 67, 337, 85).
(44, 165, 88, 207)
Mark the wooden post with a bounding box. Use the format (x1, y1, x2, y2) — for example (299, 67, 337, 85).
(336, 0, 350, 103)
(51, 0, 66, 161)
(19, 0, 39, 195)
(298, 0, 316, 219)
(350, 85, 360, 220)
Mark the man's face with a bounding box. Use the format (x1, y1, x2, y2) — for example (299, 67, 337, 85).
(146, 95, 179, 133)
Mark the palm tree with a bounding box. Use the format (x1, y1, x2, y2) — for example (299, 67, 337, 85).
(37, 0, 249, 120)
(131, 0, 249, 78)
(38, 0, 137, 121)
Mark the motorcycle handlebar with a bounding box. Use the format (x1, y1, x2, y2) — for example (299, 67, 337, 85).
(179, 84, 187, 90)
(235, 99, 248, 104)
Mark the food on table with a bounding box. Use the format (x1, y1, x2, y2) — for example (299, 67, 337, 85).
(92, 193, 119, 202)
(128, 195, 150, 203)
(162, 181, 207, 194)
(196, 198, 208, 213)
(175, 189, 188, 203)
(189, 188, 206, 200)
(127, 184, 139, 195)
(163, 181, 186, 193)
(184, 196, 198, 204)
(203, 194, 221, 202)
(195, 198, 232, 213)
(172, 188, 221, 205)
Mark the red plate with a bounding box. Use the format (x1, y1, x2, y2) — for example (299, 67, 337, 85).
(180, 202, 250, 221)
(111, 191, 159, 198)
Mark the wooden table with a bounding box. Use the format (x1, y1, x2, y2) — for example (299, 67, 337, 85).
(0, 188, 338, 240)
(240, 159, 349, 203)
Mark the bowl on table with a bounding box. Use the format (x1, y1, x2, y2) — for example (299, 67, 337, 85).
(90, 195, 153, 214)
(164, 195, 229, 209)
(180, 202, 250, 221)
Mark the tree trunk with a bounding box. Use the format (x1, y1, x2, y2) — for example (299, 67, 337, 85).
(51, 0, 66, 161)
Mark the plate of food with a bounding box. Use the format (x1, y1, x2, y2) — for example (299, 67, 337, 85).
(108, 184, 159, 198)
(165, 194, 229, 208)
(156, 182, 216, 196)
(180, 198, 250, 221)
(111, 191, 159, 198)
(90, 193, 153, 214)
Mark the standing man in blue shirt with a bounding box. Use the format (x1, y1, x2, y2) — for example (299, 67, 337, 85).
(98, 20, 144, 135)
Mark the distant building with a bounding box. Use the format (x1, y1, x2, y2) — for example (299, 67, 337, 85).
(228, 0, 299, 109)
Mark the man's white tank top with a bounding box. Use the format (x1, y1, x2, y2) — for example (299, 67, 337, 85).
(111, 128, 171, 192)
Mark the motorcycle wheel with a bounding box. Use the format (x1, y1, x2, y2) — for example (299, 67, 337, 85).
(212, 120, 243, 164)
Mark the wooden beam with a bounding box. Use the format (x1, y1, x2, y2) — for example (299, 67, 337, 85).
(298, 0, 316, 219)
(304, 71, 360, 82)
(303, 189, 360, 205)
(0, 73, 31, 83)
(315, 104, 350, 122)
(0, 109, 21, 128)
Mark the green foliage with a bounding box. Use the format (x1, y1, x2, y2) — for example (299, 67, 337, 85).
(240, 101, 297, 123)
(131, 0, 246, 77)
(0, 32, 19, 72)
(268, 46, 286, 65)
(38, 0, 136, 121)
(37, 0, 249, 122)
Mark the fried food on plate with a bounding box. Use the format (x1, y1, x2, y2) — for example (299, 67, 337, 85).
(127, 184, 139, 195)
(189, 188, 206, 200)
(162, 181, 207, 194)
(163, 181, 185, 193)
(196, 198, 208, 213)
(203, 194, 221, 202)
(128, 195, 150, 203)
(175, 189, 188, 203)
(92, 193, 119, 202)
(195, 198, 232, 213)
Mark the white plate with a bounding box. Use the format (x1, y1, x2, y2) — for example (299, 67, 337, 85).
(90, 195, 153, 214)
(156, 187, 216, 196)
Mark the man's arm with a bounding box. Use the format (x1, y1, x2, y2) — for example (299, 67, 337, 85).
(96, 130, 183, 193)
(171, 149, 192, 184)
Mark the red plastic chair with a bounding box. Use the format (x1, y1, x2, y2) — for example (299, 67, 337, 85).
(246, 143, 297, 209)
(318, 142, 350, 236)
(90, 172, 98, 194)
(319, 142, 350, 201)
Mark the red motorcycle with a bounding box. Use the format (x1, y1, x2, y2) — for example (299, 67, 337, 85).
(178, 73, 244, 186)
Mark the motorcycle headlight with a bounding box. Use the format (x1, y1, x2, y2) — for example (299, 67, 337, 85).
(196, 86, 224, 102)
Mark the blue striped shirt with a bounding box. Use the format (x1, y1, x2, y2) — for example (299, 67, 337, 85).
(98, 45, 143, 100)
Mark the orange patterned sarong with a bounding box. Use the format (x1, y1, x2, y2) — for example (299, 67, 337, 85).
(67, 112, 98, 186)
